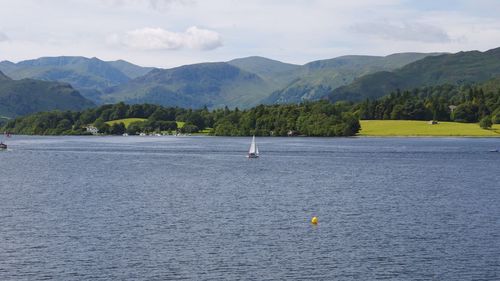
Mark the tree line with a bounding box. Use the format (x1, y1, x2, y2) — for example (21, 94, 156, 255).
(3, 81, 499, 136)
(353, 84, 500, 127)
(2, 101, 360, 137)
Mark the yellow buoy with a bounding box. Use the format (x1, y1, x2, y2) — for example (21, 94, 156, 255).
(311, 216, 318, 225)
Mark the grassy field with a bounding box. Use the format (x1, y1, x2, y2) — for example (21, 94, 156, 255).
(106, 118, 146, 128)
(193, 128, 213, 135)
(359, 120, 500, 137)
(106, 118, 186, 129)
(176, 121, 185, 128)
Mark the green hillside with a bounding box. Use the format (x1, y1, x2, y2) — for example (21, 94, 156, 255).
(228, 56, 300, 77)
(102, 62, 274, 109)
(3, 51, 488, 110)
(265, 53, 441, 104)
(0, 53, 442, 109)
(0, 71, 95, 117)
(101, 53, 440, 109)
(106, 60, 154, 78)
(228, 56, 301, 87)
(0, 56, 150, 103)
(327, 47, 500, 102)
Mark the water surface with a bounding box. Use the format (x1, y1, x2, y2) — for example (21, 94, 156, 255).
(1, 136, 499, 280)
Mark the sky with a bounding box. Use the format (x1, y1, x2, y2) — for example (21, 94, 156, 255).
(1, 0, 500, 68)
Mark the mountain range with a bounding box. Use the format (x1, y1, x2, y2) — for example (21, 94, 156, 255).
(0, 53, 440, 110)
(103, 53, 443, 108)
(0, 56, 153, 103)
(263, 53, 442, 104)
(327, 47, 500, 102)
(1, 47, 500, 118)
(100, 62, 274, 108)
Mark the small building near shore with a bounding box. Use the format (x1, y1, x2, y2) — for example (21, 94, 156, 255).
(85, 125, 99, 135)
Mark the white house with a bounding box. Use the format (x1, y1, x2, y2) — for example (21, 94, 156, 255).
(85, 125, 99, 135)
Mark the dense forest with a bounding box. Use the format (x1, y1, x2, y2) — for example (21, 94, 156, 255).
(2, 101, 360, 137)
(353, 84, 500, 125)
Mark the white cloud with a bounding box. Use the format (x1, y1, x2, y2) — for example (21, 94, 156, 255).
(108, 26, 222, 51)
(350, 21, 451, 43)
(183, 26, 223, 50)
(3, 0, 500, 67)
(0, 32, 9, 42)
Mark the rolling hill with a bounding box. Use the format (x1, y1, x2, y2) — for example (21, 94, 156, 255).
(0, 52, 455, 109)
(0, 56, 153, 103)
(265, 53, 442, 104)
(106, 59, 154, 79)
(101, 53, 439, 109)
(0, 71, 95, 117)
(326, 47, 500, 102)
(101, 62, 273, 108)
(228, 56, 301, 88)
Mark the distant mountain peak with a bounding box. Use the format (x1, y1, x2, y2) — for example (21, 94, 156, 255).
(229, 56, 297, 65)
(228, 56, 301, 86)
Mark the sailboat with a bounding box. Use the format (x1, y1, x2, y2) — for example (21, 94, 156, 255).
(0, 132, 8, 150)
(247, 135, 259, 158)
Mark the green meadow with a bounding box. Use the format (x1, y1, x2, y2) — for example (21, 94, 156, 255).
(105, 118, 146, 128)
(359, 120, 500, 137)
(106, 118, 185, 129)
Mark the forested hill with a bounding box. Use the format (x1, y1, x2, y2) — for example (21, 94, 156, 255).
(0, 71, 95, 118)
(352, 78, 500, 124)
(2, 101, 360, 137)
(326, 47, 500, 102)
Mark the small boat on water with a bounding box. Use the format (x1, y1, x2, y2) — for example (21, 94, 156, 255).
(0, 132, 9, 150)
(489, 149, 499, 152)
(247, 135, 259, 158)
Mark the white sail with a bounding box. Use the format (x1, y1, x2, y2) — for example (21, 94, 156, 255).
(248, 135, 259, 157)
(249, 135, 256, 154)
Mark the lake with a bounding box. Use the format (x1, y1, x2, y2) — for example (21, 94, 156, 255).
(0, 136, 499, 280)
